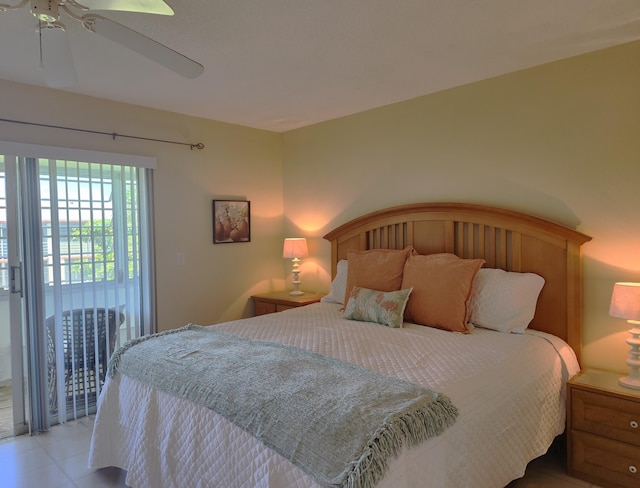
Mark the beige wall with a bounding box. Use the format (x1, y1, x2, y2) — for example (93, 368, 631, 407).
(2, 40, 638, 374)
(0, 79, 285, 330)
(282, 40, 640, 375)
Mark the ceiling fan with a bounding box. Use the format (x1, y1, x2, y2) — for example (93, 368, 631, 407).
(0, 0, 204, 87)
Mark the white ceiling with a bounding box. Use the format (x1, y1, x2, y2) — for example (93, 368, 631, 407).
(1, 1, 639, 132)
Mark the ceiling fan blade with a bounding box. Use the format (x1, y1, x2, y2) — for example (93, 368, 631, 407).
(38, 22, 78, 88)
(84, 15, 204, 79)
(72, 0, 174, 16)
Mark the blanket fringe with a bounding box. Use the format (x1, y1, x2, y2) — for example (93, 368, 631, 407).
(107, 323, 198, 378)
(344, 394, 458, 488)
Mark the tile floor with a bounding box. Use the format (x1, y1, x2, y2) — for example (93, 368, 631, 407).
(0, 416, 603, 488)
(0, 416, 127, 488)
(508, 451, 602, 488)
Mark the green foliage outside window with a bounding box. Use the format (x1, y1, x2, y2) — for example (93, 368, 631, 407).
(69, 183, 139, 283)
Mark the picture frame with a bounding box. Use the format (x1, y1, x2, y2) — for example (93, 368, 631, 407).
(213, 200, 251, 243)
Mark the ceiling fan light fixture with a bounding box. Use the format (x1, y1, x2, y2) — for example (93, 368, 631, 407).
(31, 0, 59, 23)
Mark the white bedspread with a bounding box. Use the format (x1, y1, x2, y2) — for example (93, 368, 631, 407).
(89, 302, 579, 488)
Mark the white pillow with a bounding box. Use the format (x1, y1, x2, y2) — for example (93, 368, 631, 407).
(468, 268, 545, 333)
(321, 260, 348, 305)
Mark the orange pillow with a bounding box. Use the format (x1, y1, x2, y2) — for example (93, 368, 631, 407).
(401, 253, 484, 333)
(344, 247, 414, 306)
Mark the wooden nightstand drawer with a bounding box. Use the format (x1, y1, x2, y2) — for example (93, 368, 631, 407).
(251, 291, 325, 316)
(567, 370, 640, 488)
(570, 430, 640, 488)
(276, 304, 294, 312)
(572, 389, 640, 447)
(255, 301, 277, 316)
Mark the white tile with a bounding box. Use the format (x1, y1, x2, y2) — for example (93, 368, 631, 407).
(0, 433, 41, 453)
(56, 450, 97, 481)
(2, 461, 71, 488)
(40, 431, 92, 461)
(78, 414, 96, 431)
(0, 445, 55, 474)
(510, 469, 592, 487)
(36, 421, 92, 445)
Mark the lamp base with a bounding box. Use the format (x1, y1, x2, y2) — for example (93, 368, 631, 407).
(289, 266, 303, 296)
(620, 324, 640, 390)
(619, 375, 640, 390)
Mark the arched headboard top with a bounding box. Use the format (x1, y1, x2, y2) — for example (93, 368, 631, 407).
(323, 203, 591, 361)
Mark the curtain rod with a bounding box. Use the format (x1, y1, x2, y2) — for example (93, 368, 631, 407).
(0, 117, 205, 150)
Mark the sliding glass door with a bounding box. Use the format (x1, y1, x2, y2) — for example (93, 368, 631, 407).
(0, 143, 156, 434)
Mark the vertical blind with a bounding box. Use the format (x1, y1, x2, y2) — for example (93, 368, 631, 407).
(44, 159, 155, 423)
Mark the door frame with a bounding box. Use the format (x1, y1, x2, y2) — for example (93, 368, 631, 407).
(5, 156, 28, 436)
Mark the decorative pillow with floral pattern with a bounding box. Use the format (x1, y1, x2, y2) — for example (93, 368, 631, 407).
(343, 286, 413, 328)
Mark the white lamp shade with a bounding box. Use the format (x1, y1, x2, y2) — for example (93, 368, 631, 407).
(609, 282, 640, 321)
(283, 238, 308, 259)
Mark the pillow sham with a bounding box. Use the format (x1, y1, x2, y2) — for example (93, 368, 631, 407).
(468, 268, 545, 333)
(321, 259, 349, 305)
(343, 247, 414, 306)
(343, 286, 413, 328)
(401, 253, 484, 333)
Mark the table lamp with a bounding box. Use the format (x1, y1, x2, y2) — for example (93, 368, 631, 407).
(609, 282, 640, 389)
(283, 238, 308, 296)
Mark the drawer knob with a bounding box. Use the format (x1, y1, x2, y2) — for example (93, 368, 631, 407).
(631, 420, 639, 429)
(630, 465, 638, 474)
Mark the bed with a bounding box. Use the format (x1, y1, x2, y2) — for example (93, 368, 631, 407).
(89, 202, 591, 488)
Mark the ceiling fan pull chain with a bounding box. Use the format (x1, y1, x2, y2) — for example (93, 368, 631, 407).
(38, 18, 43, 68)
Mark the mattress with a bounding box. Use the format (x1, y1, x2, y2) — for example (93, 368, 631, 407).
(89, 302, 579, 488)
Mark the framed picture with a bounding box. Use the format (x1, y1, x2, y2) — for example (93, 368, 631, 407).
(213, 200, 250, 243)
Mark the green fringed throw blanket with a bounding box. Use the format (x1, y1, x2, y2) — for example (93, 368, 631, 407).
(108, 324, 458, 488)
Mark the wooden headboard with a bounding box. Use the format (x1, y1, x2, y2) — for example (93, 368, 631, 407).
(323, 203, 591, 362)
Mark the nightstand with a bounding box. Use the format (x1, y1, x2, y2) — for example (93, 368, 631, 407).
(251, 291, 324, 316)
(567, 369, 640, 488)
